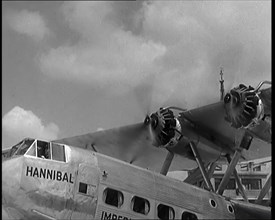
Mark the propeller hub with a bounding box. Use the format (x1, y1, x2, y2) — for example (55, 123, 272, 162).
(224, 93, 231, 104)
(144, 115, 151, 125)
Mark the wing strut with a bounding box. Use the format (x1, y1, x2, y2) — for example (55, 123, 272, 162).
(226, 154, 248, 202)
(207, 162, 218, 179)
(200, 162, 217, 189)
(255, 173, 272, 205)
(190, 141, 214, 192)
(160, 151, 174, 175)
(217, 131, 253, 195)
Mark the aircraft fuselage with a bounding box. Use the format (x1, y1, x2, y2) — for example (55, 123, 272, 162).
(2, 139, 269, 219)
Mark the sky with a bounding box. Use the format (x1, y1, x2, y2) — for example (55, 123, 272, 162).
(2, 1, 271, 149)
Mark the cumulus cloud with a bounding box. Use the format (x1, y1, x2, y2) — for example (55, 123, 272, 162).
(39, 2, 166, 93)
(141, 1, 271, 108)
(2, 106, 59, 142)
(38, 1, 270, 107)
(39, 33, 166, 90)
(4, 9, 50, 41)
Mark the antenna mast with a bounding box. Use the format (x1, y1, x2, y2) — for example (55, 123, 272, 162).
(219, 67, 224, 101)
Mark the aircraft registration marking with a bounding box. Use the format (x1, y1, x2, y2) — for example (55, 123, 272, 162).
(100, 211, 131, 220)
(26, 166, 74, 183)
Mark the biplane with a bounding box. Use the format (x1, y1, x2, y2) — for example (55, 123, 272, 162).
(2, 80, 271, 219)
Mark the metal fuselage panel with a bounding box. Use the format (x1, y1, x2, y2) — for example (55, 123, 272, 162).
(2, 146, 99, 220)
(95, 153, 235, 220)
(3, 145, 235, 220)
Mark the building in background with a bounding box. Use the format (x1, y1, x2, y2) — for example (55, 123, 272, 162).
(185, 156, 271, 206)
(212, 156, 271, 206)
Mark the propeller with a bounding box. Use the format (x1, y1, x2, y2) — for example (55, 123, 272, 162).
(133, 72, 188, 119)
(130, 72, 189, 162)
(133, 73, 157, 117)
(128, 106, 185, 163)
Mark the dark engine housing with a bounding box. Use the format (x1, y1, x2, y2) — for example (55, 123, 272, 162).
(224, 84, 264, 129)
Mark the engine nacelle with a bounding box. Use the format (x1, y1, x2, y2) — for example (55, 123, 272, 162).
(224, 84, 264, 129)
(144, 108, 182, 147)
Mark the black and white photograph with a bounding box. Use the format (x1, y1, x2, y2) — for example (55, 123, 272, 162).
(2, 1, 271, 219)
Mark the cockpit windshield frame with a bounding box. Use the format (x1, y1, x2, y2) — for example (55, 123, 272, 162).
(9, 138, 35, 157)
(25, 139, 67, 163)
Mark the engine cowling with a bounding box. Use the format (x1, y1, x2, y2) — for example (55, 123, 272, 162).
(224, 84, 264, 129)
(144, 108, 182, 147)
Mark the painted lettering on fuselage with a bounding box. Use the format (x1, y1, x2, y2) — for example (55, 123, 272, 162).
(101, 211, 131, 220)
(26, 166, 74, 183)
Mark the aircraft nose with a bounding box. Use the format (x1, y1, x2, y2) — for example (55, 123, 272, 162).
(2, 157, 24, 206)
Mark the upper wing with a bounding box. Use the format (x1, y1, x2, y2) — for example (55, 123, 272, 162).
(55, 123, 197, 172)
(175, 102, 271, 160)
(56, 84, 271, 171)
(169, 85, 271, 163)
(180, 86, 271, 143)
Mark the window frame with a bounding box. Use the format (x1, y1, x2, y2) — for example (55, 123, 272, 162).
(24, 141, 37, 158)
(157, 203, 175, 220)
(103, 187, 124, 208)
(51, 142, 66, 162)
(10, 140, 25, 156)
(25, 141, 37, 157)
(36, 140, 52, 160)
(24, 140, 67, 163)
(14, 139, 35, 156)
(181, 211, 198, 220)
(241, 178, 262, 190)
(79, 182, 88, 194)
(131, 195, 150, 215)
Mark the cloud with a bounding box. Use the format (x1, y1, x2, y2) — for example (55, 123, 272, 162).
(38, 1, 270, 107)
(39, 2, 166, 93)
(39, 33, 166, 90)
(141, 1, 271, 108)
(4, 9, 50, 41)
(2, 106, 59, 141)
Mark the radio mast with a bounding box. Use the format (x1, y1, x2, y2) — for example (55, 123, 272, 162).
(219, 68, 224, 101)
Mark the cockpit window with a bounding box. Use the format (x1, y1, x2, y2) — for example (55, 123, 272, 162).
(26, 143, 36, 156)
(10, 140, 24, 156)
(52, 142, 65, 162)
(2, 138, 35, 159)
(15, 139, 35, 156)
(6, 138, 67, 162)
(26, 140, 66, 162)
(37, 140, 51, 159)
